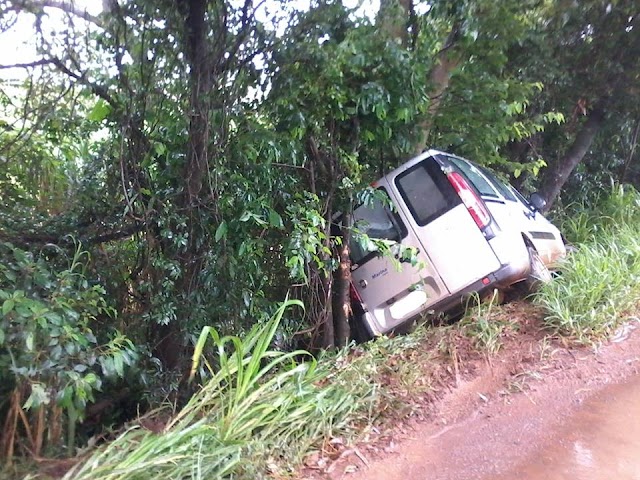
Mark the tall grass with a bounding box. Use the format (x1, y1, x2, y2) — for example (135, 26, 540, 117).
(536, 185, 640, 343)
(62, 300, 379, 480)
(458, 291, 516, 355)
(559, 183, 640, 244)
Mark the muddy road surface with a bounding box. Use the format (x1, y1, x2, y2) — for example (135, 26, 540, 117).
(311, 314, 640, 480)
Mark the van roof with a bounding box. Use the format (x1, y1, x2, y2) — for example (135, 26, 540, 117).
(373, 149, 446, 186)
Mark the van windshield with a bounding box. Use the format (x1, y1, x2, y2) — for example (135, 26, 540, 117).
(477, 165, 518, 202)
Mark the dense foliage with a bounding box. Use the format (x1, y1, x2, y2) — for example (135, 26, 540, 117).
(0, 0, 638, 469)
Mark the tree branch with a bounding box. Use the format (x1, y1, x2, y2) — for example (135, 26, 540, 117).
(0, 221, 146, 248)
(0, 59, 54, 69)
(50, 57, 116, 106)
(14, 0, 103, 27)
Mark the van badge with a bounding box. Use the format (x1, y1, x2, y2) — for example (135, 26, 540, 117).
(372, 268, 388, 279)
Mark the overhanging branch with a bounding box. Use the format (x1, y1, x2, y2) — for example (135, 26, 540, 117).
(50, 57, 116, 106)
(10, 0, 103, 27)
(0, 221, 146, 248)
(0, 59, 54, 69)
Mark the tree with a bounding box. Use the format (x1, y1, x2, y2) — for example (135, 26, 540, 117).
(504, 0, 640, 208)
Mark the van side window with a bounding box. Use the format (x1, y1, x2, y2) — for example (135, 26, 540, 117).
(395, 159, 461, 226)
(446, 157, 500, 198)
(351, 189, 407, 265)
(477, 165, 517, 202)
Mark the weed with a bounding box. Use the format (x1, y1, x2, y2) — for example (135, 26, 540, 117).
(63, 299, 377, 480)
(459, 291, 516, 355)
(535, 225, 640, 343)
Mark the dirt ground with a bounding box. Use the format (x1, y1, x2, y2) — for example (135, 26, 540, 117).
(299, 301, 640, 480)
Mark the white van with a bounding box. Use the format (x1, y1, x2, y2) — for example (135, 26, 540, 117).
(348, 149, 566, 338)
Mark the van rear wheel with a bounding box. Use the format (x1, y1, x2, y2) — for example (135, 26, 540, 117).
(525, 245, 552, 291)
(349, 303, 373, 343)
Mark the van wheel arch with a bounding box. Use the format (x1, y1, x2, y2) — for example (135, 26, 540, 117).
(522, 235, 552, 290)
(349, 302, 373, 343)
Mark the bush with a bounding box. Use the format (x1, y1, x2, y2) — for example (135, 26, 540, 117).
(0, 242, 138, 460)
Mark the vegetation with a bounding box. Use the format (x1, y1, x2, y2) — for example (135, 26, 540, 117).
(58, 301, 441, 480)
(536, 186, 640, 343)
(0, 0, 639, 477)
(458, 291, 519, 355)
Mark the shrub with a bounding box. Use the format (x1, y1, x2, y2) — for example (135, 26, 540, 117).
(0, 242, 137, 460)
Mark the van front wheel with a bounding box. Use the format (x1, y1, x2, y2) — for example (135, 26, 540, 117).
(525, 245, 552, 290)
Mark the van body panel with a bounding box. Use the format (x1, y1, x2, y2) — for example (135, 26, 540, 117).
(386, 155, 502, 293)
(349, 178, 449, 333)
(397, 202, 502, 292)
(349, 149, 567, 336)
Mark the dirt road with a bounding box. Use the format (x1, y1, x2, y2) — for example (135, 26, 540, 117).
(307, 311, 640, 480)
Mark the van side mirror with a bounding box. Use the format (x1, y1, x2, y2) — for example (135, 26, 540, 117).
(529, 192, 546, 212)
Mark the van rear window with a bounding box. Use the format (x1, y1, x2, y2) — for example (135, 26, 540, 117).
(351, 189, 407, 265)
(395, 159, 461, 226)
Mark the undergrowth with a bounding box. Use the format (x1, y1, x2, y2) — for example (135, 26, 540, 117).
(536, 184, 640, 343)
(458, 291, 519, 355)
(51, 300, 442, 480)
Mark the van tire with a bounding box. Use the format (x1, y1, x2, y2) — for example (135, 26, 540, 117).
(525, 245, 552, 291)
(349, 304, 372, 343)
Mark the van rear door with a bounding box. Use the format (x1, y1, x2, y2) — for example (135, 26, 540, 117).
(390, 156, 502, 294)
(349, 187, 449, 334)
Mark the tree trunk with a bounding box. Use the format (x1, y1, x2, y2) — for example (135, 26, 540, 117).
(376, 0, 412, 46)
(179, 0, 211, 206)
(332, 238, 351, 347)
(152, 0, 212, 371)
(540, 99, 607, 210)
(376, 0, 461, 154)
(414, 24, 461, 153)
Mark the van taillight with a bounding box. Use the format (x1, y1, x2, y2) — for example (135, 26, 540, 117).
(447, 172, 491, 230)
(349, 282, 363, 304)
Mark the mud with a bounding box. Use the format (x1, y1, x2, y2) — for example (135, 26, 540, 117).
(302, 305, 640, 480)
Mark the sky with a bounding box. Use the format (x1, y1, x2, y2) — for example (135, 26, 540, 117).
(0, 0, 101, 79)
(0, 0, 380, 80)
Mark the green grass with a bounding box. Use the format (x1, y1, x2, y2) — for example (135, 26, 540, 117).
(536, 185, 640, 343)
(458, 291, 518, 355)
(61, 299, 377, 480)
(57, 301, 443, 480)
(558, 183, 640, 244)
(535, 226, 640, 343)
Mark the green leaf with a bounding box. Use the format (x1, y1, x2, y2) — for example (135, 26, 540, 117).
(153, 142, 167, 156)
(0, 329, 4, 345)
(215, 221, 228, 242)
(23, 383, 49, 410)
(2, 298, 14, 316)
(25, 332, 34, 351)
(87, 99, 112, 122)
(114, 354, 124, 377)
(268, 209, 283, 228)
